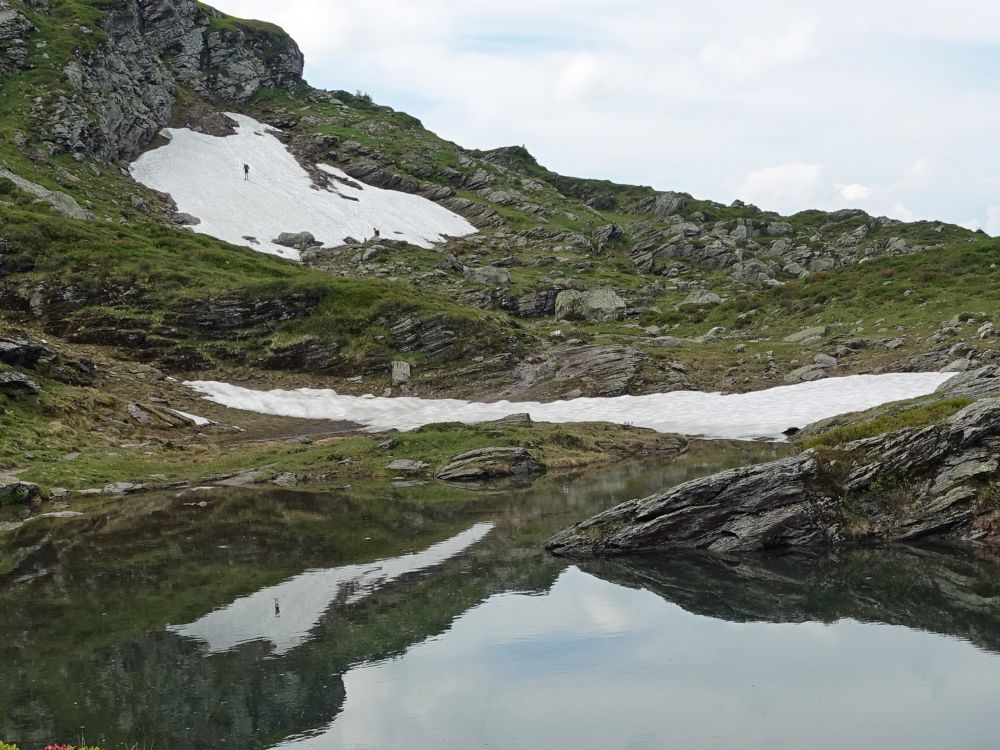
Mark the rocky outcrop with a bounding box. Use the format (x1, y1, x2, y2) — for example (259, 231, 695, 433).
(0, 334, 96, 386)
(40, 0, 304, 160)
(547, 398, 1000, 557)
(555, 288, 626, 322)
(0, 476, 39, 504)
(0, 1, 34, 76)
(0, 166, 94, 221)
(436, 447, 545, 482)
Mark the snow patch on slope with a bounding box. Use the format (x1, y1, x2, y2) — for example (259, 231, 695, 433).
(129, 113, 477, 259)
(185, 373, 955, 441)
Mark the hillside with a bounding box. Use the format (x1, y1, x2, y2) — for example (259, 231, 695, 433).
(1, 0, 1000, 492)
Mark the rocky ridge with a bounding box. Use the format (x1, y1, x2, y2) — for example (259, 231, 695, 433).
(547, 369, 1000, 556)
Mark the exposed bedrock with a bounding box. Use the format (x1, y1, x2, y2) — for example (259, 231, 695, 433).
(547, 395, 1000, 557)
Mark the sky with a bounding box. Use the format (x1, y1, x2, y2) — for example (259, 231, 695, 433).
(212, 0, 1000, 233)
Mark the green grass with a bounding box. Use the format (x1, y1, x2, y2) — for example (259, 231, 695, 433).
(805, 398, 972, 449)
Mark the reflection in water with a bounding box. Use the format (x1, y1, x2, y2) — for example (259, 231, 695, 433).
(4, 445, 1000, 750)
(278, 564, 1000, 750)
(169, 523, 494, 655)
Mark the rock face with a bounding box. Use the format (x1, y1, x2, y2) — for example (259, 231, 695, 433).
(436, 447, 545, 482)
(39, 0, 304, 160)
(555, 289, 626, 322)
(547, 398, 1000, 557)
(0, 1, 34, 76)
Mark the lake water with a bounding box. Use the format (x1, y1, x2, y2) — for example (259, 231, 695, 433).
(3, 441, 1000, 750)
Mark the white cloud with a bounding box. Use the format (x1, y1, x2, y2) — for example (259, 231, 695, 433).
(209, 0, 1000, 229)
(736, 162, 824, 212)
(986, 206, 1000, 237)
(838, 183, 874, 202)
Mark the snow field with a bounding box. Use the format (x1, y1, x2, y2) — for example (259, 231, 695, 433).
(129, 113, 477, 259)
(185, 372, 956, 441)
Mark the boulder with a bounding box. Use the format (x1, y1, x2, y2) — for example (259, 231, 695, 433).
(436, 447, 545, 482)
(784, 364, 827, 383)
(555, 289, 626, 322)
(784, 326, 828, 345)
(273, 231, 320, 250)
(464, 265, 512, 287)
(547, 398, 1000, 557)
(0, 477, 39, 504)
(0, 369, 40, 395)
(678, 291, 723, 311)
(387, 459, 429, 473)
(391, 360, 412, 386)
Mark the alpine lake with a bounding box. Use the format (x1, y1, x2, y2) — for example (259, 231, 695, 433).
(3, 439, 1000, 750)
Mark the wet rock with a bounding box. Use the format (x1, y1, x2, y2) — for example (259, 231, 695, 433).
(436, 447, 545, 482)
(0, 477, 39, 504)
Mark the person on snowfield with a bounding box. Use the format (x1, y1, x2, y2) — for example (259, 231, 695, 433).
(373, 227, 380, 238)
(243, 163, 250, 181)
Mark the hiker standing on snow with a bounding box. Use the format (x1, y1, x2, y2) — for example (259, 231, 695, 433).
(373, 227, 380, 239)
(243, 163, 250, 181)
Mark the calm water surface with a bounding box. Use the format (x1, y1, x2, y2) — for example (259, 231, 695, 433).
(3, 441, 1000, 750)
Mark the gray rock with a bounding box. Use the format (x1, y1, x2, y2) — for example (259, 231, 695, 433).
(784, 364, 827, 383)
(937, 367, 1000, 400)
(102, 481, 145, 496)
(0, 2, 34, 75)
(465, 265, 512, 287)
(436, 447, 545, 482)
(0, 477, 40, 504)
(555, 289, 626, 322)
(387, 459, 429, 473)
(0, 369, 41, 395)
(41, 0, 304, 161)
(678, 291, 723, 310)
(814, 353, 838, 367)
(942, 358, 972, 373)
(0, 166, 93, 220)
(549, 398, 1000, 557)
(391, 360, 411, 386)
(274, 231, 319, 250)
(784, 326, 828, 344)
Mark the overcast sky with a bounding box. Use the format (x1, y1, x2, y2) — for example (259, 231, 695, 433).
(213, 0, 1000, 233)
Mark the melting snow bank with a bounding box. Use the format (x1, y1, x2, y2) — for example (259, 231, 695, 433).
(129, 113, 477, 259)
(185, 373, 956, 441)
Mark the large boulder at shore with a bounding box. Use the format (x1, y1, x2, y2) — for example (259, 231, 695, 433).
(547, 397, 1000, 557)
(436, 447, 545, 482)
